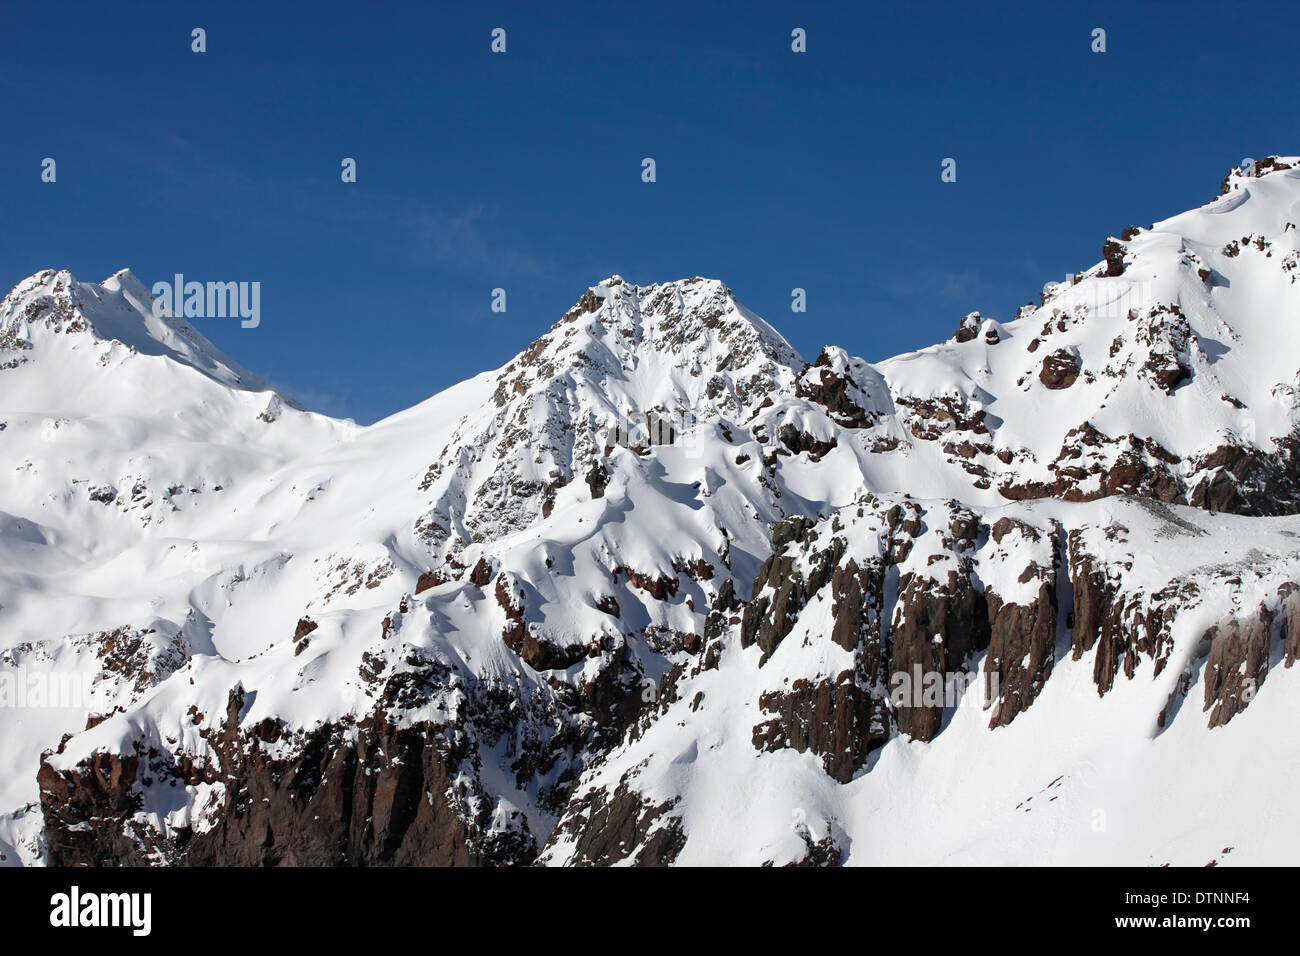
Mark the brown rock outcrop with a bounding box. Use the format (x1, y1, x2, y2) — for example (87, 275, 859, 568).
(753, 672, 881, 783)
(1039, 348, 1081, 389)
(1202, 607, 1273, 728)
(983, 519, 1060, 728)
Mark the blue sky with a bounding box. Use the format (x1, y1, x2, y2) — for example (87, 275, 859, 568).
(2, 1, 1297, 423)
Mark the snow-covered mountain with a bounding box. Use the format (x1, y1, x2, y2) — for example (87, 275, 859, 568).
(3, 157, 1299, 866)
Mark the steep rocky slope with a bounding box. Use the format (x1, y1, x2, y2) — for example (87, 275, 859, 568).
(541, 495, 1300, 865)
(3, 156, 1299, 866)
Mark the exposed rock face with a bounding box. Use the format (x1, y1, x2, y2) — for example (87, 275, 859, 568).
(414, 570, 445, 594)
(795, 350, 875, 427)
(743, 499, 994, 778)
(1061, 506, 1298, 727)
(1065, 534, 1118, 690)
(740, 515, 815, 662)
(540, 776, 684, 867)
(494, 573, 585, 671)
(40, 695, 533, 866)
(792, 349, 898, 454)
(984, 584, 1056, 727)
(896, 394, 989, 442)
(40, 597, 636, 868)
(44, 496, 1300, 866)
(1135, 304, 1193, 393)
(731, 489, 1300, 790)
(783, 832, 843, 867)
(954, 311, 983, 343)
(584, 460, 610, 499)
(753, 673, 879, 783)
(1066, 527, 1184, 696)
(1202, 607, 1273, 728)
(544, 489, 1300, 865)
(183, 720, 531, 866)
(1285, 587, 1300, 667)
(982, 518, 1060, 729)
(613, 565, 679, 601)
(1103, 238, 1127, 276)
(470, 557, 494, 587)
(292, 617, 317, 656)
(1185, 438, 1300, 515)
(495, 573, 527, 649)
(778, 422, 838, 461)
(888, 564, 989, 741)
(1039, 348, 1081, 389)
(39, 751, 143, 866)
(993, 422, 1300, 518)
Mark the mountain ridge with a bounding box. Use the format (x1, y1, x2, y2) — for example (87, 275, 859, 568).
(4, 155, 1300, 867)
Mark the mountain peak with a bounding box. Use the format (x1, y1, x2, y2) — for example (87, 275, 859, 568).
(555, 275, 800, 368)
(0, 267, 279, 396)
(101, 267, 152, 301)
(484, 275, 806, 432)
